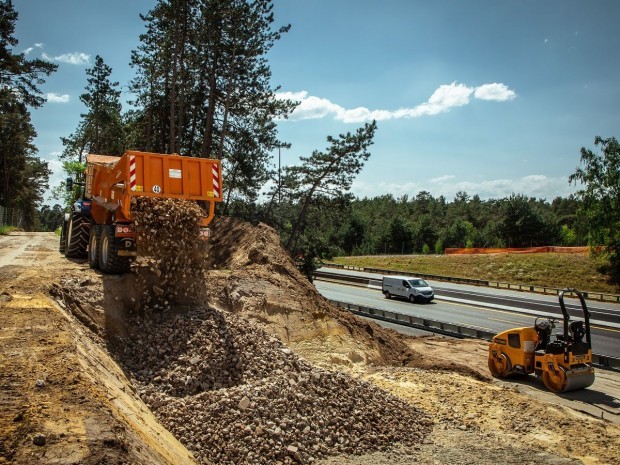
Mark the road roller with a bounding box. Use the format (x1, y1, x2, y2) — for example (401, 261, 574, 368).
(488, 288, 595, 393)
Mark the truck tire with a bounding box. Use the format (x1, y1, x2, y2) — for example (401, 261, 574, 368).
(65, 212, 89, 258)
(88, 225, 102, 269)
(59, 220, 67, 254)
(99, 225, 131, 274)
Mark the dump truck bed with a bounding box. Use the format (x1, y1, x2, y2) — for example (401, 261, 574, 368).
(86, 150, 222, 224)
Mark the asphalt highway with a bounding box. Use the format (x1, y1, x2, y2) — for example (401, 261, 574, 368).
(314, 268, 620, 358)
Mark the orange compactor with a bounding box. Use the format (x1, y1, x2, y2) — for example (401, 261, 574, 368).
(60, 150, 223, 273)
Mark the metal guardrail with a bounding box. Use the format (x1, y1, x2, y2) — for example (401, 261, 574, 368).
(322, 263, 620, 304)
(329, 299, 620, 371)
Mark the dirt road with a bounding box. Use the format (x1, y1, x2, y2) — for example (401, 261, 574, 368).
(1, 230, 619, 465)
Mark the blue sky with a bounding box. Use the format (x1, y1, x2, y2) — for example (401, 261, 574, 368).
(13, 0, 620, 205)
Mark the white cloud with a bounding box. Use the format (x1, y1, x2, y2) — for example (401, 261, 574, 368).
(23, 43, 44, 56)
(474, 83, 517, 101)
(430, 175, 455, 184)
(46, 93, 70, 103)
(277, 82, 516, 123)
(42, 51, 90, 65)
(352, 174, 576, 201)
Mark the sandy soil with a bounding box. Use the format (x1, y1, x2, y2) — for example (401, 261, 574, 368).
(1, 226, 619, 465)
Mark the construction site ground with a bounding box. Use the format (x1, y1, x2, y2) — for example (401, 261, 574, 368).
(1, 225, 619, 465)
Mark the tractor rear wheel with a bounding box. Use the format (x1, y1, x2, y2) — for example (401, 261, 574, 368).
(99, 225, 131, 274)
(65, 212, 89, 258)
(88, 225, 102, 269)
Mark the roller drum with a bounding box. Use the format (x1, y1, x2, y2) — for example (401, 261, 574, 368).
(563, 369, 595, 392)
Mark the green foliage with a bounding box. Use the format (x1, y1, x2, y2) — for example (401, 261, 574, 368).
(560, 225, 577, 246)
(570, 136, 620, 278)
(60, 55, 125, 164)
(0, 1, 57, 108)
(0, 225, 19, 235)
(283, 121, 377, 255)
(51, 161, 85, 206)
(0, 96, 51, 229)
(128, 0, 295, 210)
(0, 0, 55, 230)
(37, 204, 64, 232)
(304, 191, 577, 257)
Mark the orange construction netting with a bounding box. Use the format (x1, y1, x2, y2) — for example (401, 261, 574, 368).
(444, 246, 597, 255)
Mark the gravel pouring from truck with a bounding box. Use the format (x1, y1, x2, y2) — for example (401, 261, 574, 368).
(60, 150, 223, 274)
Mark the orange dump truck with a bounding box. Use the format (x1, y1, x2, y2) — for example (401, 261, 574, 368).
(60, 150, 223, 274)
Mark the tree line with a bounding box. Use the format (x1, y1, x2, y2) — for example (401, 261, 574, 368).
(257, 191, 584, 258)
(0, 0, 55, 229)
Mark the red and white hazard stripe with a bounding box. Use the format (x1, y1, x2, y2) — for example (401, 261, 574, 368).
(129, 155, 136, 191)
(212, 163, 220, 198)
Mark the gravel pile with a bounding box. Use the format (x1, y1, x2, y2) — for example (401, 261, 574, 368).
(115, 308, 433, 465)
(130, 197, 209, 312)
(111, 200, 432, 464)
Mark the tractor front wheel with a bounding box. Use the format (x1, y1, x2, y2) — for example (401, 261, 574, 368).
(59, 220, 67, 254)
(65, 212, 88, 258)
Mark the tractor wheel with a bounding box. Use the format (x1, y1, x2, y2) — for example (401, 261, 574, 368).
(88, 225, 102, 269)
(542, 368, 568, 393)
(65, 212, 89, 258)
(99, 225, 131, 274)
(488, 352, 512, 379)
(59, 220, 67, 254)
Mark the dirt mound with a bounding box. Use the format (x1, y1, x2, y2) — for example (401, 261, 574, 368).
(203, 217, 486, 380)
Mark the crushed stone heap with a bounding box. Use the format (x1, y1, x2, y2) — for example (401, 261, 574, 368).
(114, 307, 433, 465)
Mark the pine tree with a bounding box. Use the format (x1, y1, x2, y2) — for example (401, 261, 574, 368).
(61, 55, 125, 164)
(0, 0, 57, 108)
(0, 0, 54, 227)
(0, 96, 50, 228)
(128, 0, 296, 206)
(285, 121, 378, 253)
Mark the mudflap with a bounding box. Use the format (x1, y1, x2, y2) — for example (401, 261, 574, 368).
(116, 236, 137, 257)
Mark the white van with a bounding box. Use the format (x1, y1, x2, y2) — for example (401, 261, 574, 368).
(382, 275, 434, 303)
